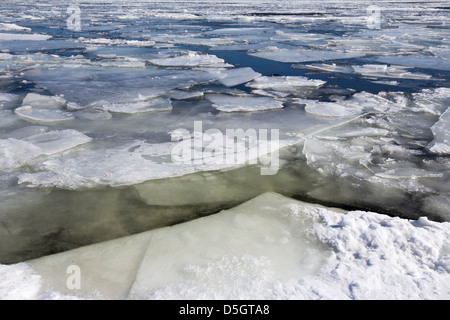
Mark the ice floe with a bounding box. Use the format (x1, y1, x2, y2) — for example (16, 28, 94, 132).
(205, 93, 284, 112)
(248, 47, 365, 63)
(100, 97, 173, 114)
(218, 67, 261, 87)
(21, 93, 66, 109)
(149, 51, 232, 68)
(429, 107, 450, 155)
(14, 106, 74, 124)
(0, 33, 52, 41)
(246, 75, 326, 91)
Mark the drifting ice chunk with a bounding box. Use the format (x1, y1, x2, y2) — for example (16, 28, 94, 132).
(428, 107, 450, 155)
(166, 90, 203, 100)
(303, 63, 354, 73)
(248, 47, 364, 63)
(149, 51, 232, 68)
(22, 93, 66, 109)
(352, 64, 432, 80)
(246, 75, 326, 90)
(0, 93, 19, 108)
(74, 108, 112, 121)
(100, 97, 172, 114)
(5, 126, 48, 139)
(302, 100, 363, 118)
(376, 55, 450, 71)
(23, 130, 92, 156)
(0, 33, 52, 41)
(0, 138, 42, 172)
(14, 106, 74, 124)
(218, 67, 262, 87)
(0, 23, 31, 32)
(24, 66, 221, 107)
(206, 94, 284, 112)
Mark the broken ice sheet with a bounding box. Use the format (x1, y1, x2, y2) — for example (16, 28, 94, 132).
(428, 107, 450, 155)
(0, 130, 91, 173)
(148, 51, 232, 68)
(248, 47, 365, 63)
(100, 97, 173, 115)
(300, 100, 363, 118)
(22, 130, 92, 156)
(218, 67, 262, 87)
(14, 106, 74, 124)
(21, 93, 66, 109)
(0, 33, 52, 41)
(376, 55, 450, 71)
(246, 76, 326, 91)
(24, 66, 221, 108)
(205, 94, 284, 112)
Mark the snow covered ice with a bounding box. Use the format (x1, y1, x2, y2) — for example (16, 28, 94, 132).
(0, 0, 450, 300)
(2, 193, 450, 300)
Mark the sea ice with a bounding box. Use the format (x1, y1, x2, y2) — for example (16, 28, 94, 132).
(14, 106, 74, 124)
(0, 33, 52, 41)
(428, 107, 450, 155)
(218, 67, 262, 87)
(100, 97, 173, 114)
(148, 51, 232, 68)
(21, 93, 66, 109)
(376, 55, 450, 71)
(301, 100, 363, 118)
(248, 47, 365, 63)
(3, 193, 448, 300)
(0, 23, 31, 32)
(24, 66, 221, 108)
(246, 76, 326, 91)
(205, 94, 284, 112)
(23, 130, 92, 156)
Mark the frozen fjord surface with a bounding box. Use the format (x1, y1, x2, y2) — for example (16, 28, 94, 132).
(1, 193, 449, 300)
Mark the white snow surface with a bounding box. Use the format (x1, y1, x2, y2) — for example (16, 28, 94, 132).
(0, 193, 448, 300)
